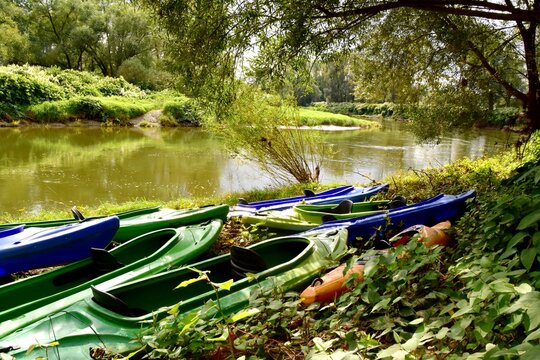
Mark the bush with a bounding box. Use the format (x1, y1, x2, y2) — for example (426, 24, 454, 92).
(162, 97, 202, 126)
(70, 97, 106, 121)
(310, 101, 396, 117)
(0, 71, 65, 105)
(95, 76, 145, 97)
(487, 107, 520, 127)
(29, 100, 72, 123)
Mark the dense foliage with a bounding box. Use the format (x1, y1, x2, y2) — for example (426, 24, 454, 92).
(310, 102, 396, 118)
(160, 96, 202, 127)
(0, 65, 191, 124)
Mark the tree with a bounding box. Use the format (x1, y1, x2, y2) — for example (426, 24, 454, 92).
(314, 57, 355, 103)
(22, 0, 93, 69)
(81, 1, 159, 77)
(13, 0, 162, 78)
(143, 0, 540, 137)
(0, 1, 29, 64)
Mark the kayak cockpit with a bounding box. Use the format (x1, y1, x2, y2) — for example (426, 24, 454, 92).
(91, 237, 313, 318)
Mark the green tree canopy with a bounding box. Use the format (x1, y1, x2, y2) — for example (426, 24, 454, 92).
(143, 0, 540, 137)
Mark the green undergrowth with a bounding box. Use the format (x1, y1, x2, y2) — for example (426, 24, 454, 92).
(27, 96, 159, 124)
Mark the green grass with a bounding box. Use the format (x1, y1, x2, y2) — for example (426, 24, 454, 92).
(299, 107, 380, 127)
(27, 95, 174, 124)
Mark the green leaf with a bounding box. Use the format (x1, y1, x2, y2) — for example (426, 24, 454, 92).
(179, 313, 201, 336)
(522, 345, 540, 360)
(452, 303, 474, 318)
(228, 308, 260, 323)
(207, 327, 229, 342)
(526, 302, 540, 331)
(517, 209, 540, 230)
(409, 317, 424, 325)
(371, 297, 391, 313)
(521, 248, 538, 271)
(313, 337, 337, 352)
(175, 275, 205, 289)
(213, 278, 234, 291)
(363, 258, 379, 278)
(525, 327, 540, 342)
(168, 302, 181, 315)
(502, 313, 523, 331)
(533, 232, 540, 250)
(377, 344, 407, 359)
(506, 231, 528, 251)
(474, 319, 494, 339)
(435, 327, 449, 340)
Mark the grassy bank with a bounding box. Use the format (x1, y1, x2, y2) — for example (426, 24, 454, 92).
(0, 65, 380, 129)
(298, 108, 379, 128)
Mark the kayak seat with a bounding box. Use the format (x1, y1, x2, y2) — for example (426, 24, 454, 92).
(304, 189, 316, 197)
(91, 285, 146, 317)
(230, 246, 267, 279)
(326, 200, 353, 215)
(389, 195, 407, 209)
(91, 248, 124, 274)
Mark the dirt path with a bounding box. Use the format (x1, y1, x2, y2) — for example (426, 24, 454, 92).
(129, 109, 162, 127)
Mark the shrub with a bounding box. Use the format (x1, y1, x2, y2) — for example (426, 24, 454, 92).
(487, 107, 520, 127)
(69, 97, 106, 121)
(162, 97, 202, 126)
(29, 100, 72, 123)
(310, 101, 396, 117)
(95, 76, 145, 97)
(0, 71, 65, 105)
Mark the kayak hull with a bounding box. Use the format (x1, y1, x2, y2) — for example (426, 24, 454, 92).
(294, 199, 393, 223)
(0, 220, 223, 336)
(242, 199, 395, 231)
(231, 184, 389, 215)
(0, 217, 120, 276)
(305, 190, 476, 243)
(0, 229, 348, 359)
(0, 205, 229, 243)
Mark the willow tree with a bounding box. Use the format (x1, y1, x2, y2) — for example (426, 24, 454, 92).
(144, 0, 540, 142)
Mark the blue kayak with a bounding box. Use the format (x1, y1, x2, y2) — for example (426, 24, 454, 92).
(0, 216, 120, 276)
(231, 184, 389, 215)
(304, 190, 476, 243)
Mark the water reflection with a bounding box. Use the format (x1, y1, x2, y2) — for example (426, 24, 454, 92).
(0, 124, 515, 214)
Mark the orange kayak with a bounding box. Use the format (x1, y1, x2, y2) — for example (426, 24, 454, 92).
(300, 220, 452, 305)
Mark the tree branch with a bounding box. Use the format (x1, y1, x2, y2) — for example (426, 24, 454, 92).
(313, 0, 540, 22)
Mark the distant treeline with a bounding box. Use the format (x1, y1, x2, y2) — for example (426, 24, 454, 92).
(310, 101, 521, 128)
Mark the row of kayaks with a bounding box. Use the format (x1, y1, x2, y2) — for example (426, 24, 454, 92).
(0, 184, 476, 359)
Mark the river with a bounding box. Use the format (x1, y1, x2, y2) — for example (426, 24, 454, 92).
(0, 122, 516, 215)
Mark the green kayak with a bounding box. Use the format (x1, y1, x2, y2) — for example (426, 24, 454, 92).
(0, 204, 229, 243)
(294, 199, 396, 223)
(0, 229, 348, 359)
(0, 219, 223, 338)
(242, 198, 406, 231)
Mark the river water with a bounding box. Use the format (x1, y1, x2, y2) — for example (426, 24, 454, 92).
(0, 122, 515, 215)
